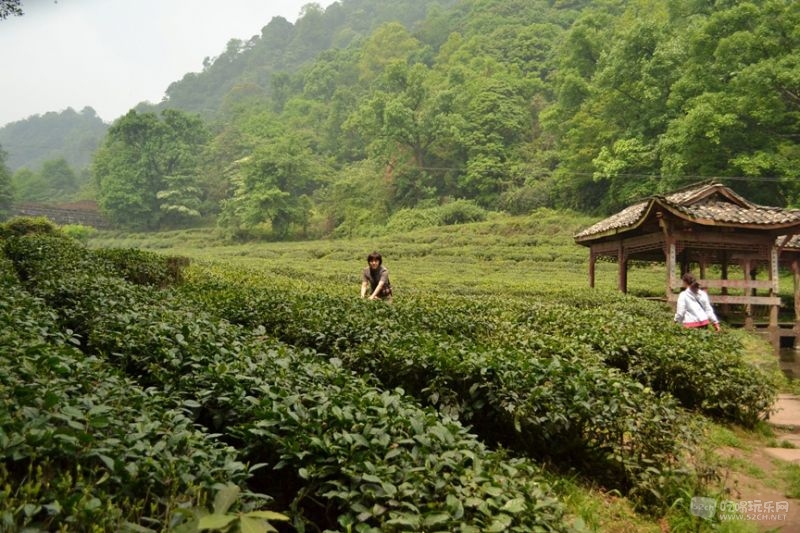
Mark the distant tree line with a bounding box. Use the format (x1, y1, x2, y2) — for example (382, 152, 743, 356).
(2, 0, 798, 237)
(0, 107, 107, 172)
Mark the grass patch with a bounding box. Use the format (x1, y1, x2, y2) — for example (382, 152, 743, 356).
(784, 464, 800, 499)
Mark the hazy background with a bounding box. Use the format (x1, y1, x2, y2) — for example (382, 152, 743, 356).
(0, 0, 336, 127)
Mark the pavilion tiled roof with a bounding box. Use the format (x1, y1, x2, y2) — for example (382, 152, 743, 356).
(574, 182, 800, 242)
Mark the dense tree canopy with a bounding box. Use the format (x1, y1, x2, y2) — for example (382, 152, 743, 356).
(92, 110, 209, 230)
(12, 157, 82, 203)
(0, 107, 108, 172)
(547, 0, 800, 210)
(4, 0, 799, 235)
(217, 118, 326, 239)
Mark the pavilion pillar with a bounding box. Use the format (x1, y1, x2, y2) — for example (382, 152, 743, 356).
(721, 251, 730, 315)
(680, 247, 690, 278)
(666, 241, 677, 302)
(589, 249, 596, 289)
(618, 241, 628, 293)
(743, 258, 754, 330)
(793, 259, 800, 350)
(769, 246, 780, 351)
(658, 211, 675, 301)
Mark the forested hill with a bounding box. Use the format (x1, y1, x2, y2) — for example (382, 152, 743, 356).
(0, 107, 107, 171)
(136, 0, 459, 118)
(0, 1, 449, 173)
(1, 0, 798, 240)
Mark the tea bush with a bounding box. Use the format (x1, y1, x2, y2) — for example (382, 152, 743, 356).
(3, 235, 569, 532)
(180, 265, 701, 511)
(0, 216, 62, 239)
(508, 300, 778, 427)
(94, 247, 189, 286)
(0, 257, 261, 532)
(60, 223, 97, 242)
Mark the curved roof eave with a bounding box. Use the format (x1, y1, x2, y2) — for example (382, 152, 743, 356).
(574, 198, 659, 244)
(575, 198, 800, 245)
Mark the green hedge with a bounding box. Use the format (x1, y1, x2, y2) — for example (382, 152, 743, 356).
(179, 265, 703, 511)
(508, 300, 778, 427)
(0, 257, 260, 531)
(2, 235, 568, 532)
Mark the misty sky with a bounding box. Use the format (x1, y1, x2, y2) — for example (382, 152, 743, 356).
(0, 0, 336, 127)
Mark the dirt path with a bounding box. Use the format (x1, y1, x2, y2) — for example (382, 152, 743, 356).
(714, 395, 800, 531)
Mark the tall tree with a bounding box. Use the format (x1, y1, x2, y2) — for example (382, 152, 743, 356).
(12, 158, 81, 203)
(92, 110, 209, 230)
(39, 158, 79, 199)
(219, 133, 324, 239)
(346, 61, 456, 206)
(658, 0, 800, 205)
(452, 71, 532, 205)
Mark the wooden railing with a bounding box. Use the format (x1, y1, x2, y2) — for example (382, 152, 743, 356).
(11, 203, 111, 229)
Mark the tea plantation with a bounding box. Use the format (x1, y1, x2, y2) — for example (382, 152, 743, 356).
(0, 217, 781, 532)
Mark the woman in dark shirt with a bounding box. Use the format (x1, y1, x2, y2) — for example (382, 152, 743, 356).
(360, 251, 392, 301)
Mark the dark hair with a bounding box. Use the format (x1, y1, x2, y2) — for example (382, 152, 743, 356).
(367, 252, 382, 265)
(681, 272, 700, 292)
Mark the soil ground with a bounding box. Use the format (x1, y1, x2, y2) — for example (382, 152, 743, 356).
(713, 394, 800, 532)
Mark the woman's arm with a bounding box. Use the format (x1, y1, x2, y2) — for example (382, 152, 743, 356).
(674, 291, 686, 323)
(361, 280, 369, 298)
(701, 291, 720, 330)
(369, 280, 385, 300)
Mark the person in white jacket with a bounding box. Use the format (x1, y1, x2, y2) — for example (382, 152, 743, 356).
(674, 272, 721, 331)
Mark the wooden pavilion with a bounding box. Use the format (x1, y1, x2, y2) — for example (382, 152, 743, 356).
(574, 182, 800, 351)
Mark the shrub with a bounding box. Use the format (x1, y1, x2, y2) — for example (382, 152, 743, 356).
(0, 258, 260, 531)
(498, 183, 553, 214)
(2, 235, 569, 532)
(179, 266, 702, 511)
(0, 216, 61, 239)
(436, 199, 487, 225)
(60, 224, 97, 242)
(385, 208, 441, 232)
(93, 247, 189, 286)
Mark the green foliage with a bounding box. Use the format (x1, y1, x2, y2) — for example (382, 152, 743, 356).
(0, 216, 61, 239)
(92, 110, 210, 230)
(385, 207, 441, 232)
(498, 181, 554, 214)
(218, 133, 323, 240)
(93, 247, 189, 287)
(178, 264, 715, 512)
(2, 234, 568, 531)
(547, 0, 800, 210)
(5, 0, 800, 233)
(152, 1, 450, 120)
(784, 463, 800, 499)
(0, 256, 261, 531)
(12, 157, 89, 204)
(386, 200, 487, 233)
(511, 300, 779, 427)
(4, 209, 790, 529)
(191, 484, 289, 533)
(437, 198, 487, 224)
(60, 223, 97, 242)
(0, 106, 107, 172)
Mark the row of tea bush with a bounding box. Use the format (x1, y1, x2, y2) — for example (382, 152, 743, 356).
(177, 259, 775, 511)
(1, 222, 567, 531)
